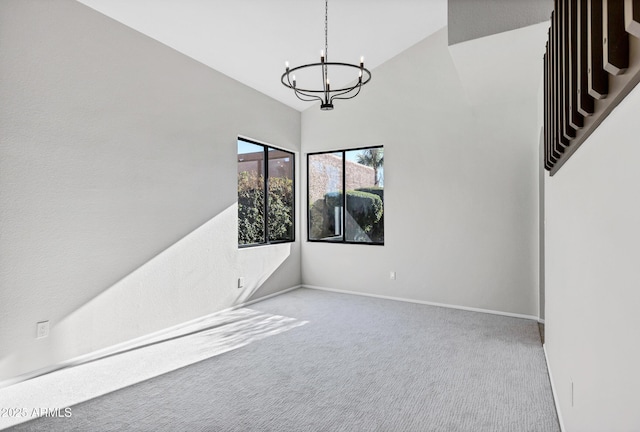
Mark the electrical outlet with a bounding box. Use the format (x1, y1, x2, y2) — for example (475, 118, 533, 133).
(390, 271, 396, 280)
(238, 277, 245, 289)
(36, 321, 49, 339)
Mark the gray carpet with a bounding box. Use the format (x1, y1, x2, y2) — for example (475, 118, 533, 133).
(8, 288, 560, 431)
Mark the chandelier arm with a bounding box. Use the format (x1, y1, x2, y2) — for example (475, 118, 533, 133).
(328, 85, 359, 101)
(281, 72, 294, 90)
(285, 73, 294, 89)
(328, 72, 370, 101)
(330, 83, 362, 103)
(293, 90, 323, 103)
(295, 92, 322, 102)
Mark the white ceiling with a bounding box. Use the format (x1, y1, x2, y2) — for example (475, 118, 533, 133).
(76, 0, 448, 112)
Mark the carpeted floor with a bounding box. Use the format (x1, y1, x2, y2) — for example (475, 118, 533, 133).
(6, 288, 560, 431)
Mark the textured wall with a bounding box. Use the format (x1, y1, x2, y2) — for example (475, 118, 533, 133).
(0, 0, 300, 382)
(448, 0, 552, 45)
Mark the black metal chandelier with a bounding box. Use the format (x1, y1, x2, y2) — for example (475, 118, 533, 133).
(281, 0, 371, 110)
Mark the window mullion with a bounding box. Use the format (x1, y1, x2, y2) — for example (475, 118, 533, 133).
(306, 153, 311, 242)
(264, 146, 269, 244)
(341, 151, 346, 242)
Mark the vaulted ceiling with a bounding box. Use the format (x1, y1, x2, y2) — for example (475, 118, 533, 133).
(76, 0, 552, 111)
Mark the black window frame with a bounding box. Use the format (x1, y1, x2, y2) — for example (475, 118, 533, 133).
(307, 145, 384, 246)
(237, 137, 296, 248)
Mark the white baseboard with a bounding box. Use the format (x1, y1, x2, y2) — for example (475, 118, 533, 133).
(243, 285, 301, 307)
(0, 284, 302, 389)
(302, 284, 540, 322)
(543, 344, 566, 432)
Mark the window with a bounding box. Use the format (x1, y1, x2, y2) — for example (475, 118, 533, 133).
(237, 138, 295, 246)
(308, 146, 384, 245)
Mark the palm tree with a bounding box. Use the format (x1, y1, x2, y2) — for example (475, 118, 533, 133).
(356, 148, 383, 186)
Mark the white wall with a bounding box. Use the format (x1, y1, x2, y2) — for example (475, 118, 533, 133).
(0, 0, 301, 383)
(544, 83, 640, 431)
(301, 26, 544, 317)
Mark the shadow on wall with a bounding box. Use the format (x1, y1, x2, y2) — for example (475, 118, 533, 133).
(0, 204, 292, 385)
(238, 242, 293, 304)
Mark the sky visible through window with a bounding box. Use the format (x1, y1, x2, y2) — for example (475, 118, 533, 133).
(237, 140, 261, 155)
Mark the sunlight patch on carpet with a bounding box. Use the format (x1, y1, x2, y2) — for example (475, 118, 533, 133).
(0, 308, 307, 429)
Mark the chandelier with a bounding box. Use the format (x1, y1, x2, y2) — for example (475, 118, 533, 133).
(281, 0, 372, 110)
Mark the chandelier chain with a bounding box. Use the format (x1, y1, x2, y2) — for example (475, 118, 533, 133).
(324, 0, 328, 77)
